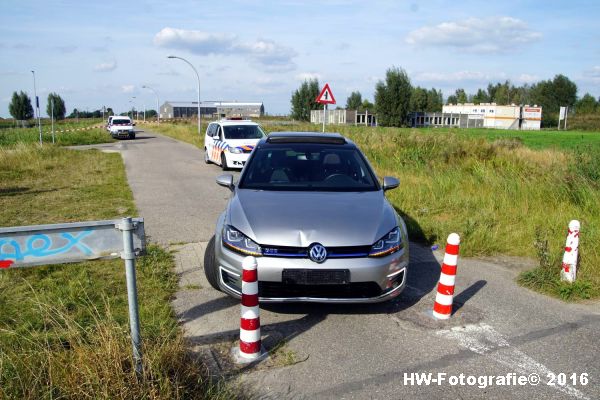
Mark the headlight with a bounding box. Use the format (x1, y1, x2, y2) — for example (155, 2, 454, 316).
(369, 227, 402, 257)
(228, 147, 243, 154)
(222, 225, 262, 256)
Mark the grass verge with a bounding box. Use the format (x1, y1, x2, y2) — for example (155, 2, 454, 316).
(0, 145, 236, 398)
(149, 120, 600, 300)
(0, 120, 115, 146)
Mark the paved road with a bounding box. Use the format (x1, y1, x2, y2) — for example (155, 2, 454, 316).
(73, 131, 237, 245)
(78, 130, 600, 400)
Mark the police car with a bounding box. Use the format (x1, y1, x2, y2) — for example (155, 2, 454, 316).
(204, 119, 266, 170)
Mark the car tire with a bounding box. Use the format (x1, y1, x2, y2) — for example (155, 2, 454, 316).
(204, 236, 221, 291)
(204, 148, 210, 164)
(221, 152, 228, 171)
(129, 132, 136, 140)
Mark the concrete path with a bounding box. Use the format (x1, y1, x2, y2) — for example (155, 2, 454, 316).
(75, 130, 600, 400)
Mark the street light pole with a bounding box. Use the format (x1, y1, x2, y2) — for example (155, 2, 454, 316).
(168, 55, 201, 135)
(142, 85, 160, 123)
(31, 70, 42, 145)
(131, 96, 137, 121)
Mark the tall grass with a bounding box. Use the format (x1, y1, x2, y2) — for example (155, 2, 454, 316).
(0, 120, 114, 146)
(0, 145, 238, 398)
(0, 247, 235, 399)
(149, 121, 600, 300)
(0, 144, 135, 226)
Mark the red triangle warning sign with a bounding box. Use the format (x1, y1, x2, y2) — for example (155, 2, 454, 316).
(316, 83, 336, 104)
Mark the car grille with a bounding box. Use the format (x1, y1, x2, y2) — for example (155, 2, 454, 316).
(258, 281, 382, 299)
(262, 245, 371, 259)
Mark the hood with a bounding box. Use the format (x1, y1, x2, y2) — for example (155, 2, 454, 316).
(225, 138, 260, 149)
(227, 189, 397, 247)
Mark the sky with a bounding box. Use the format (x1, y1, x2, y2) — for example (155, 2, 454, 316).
(1, 0, 600, 118)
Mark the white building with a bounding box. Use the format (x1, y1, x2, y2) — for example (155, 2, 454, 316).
(440, 103, 542, 130)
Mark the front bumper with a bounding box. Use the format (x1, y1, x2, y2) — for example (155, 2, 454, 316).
(214, 235, 408, 303)
(111, 129, 134, 138)
(224, 152, 250, 169)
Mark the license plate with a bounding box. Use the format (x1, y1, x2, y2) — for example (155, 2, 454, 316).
(282, 269, 350, 285)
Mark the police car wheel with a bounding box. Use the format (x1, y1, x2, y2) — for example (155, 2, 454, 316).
(204, 148, 210, 164)
(221, 153, 228, 171)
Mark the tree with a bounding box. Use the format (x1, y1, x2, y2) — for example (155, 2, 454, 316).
(530, 74, 577, 127)
(290, 79, 322, 121)
(361, 99, 374, 111)
(346, 91, 362, 110)
(409, 87, 428, 112)
(8, 91, 34, 121)
(455, 88, 468, 104)
(575, 93, 598, 114)
(446, 95, 458, 105)
(472, 88, 489, 104)
(106, 107, 114, 116)
(374, 67, 412, 127)
(426, 88, 443, 111)
(46, 93, 66, 120)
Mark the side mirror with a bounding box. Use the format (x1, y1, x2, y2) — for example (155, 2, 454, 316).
(382, 176, 399, 191)
(212, 135, 220, 140)
(216, 174, 235, 191)
(133, 123, 136, 126)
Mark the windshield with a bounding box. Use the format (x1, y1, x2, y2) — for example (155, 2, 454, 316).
(112, 119, 131, 125)
(223, 125, 265, 140)
(239, 143, 379, 192)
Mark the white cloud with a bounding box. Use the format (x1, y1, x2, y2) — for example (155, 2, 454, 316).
(55, 45, 77, 54)
(154, 28, 236, 54)
(406, 16, 542, 53)
(94, 61, 117, 72)
(121, 85, 135, 93)
(414, 70, 505, 83)
(517, 74, 539, 83)
(583, 66, 600, 78)
(295, 72, 321, 81)
(154, 27, 296, 71)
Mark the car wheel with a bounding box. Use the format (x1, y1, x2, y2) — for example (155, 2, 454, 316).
(204, 236, 221, 291)
(221, 152, 228, 171)
(204, 148, 210, 164)
(129, 132, 136, 140)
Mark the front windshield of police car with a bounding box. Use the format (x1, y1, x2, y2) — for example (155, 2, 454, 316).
(223, 125, 265, 140)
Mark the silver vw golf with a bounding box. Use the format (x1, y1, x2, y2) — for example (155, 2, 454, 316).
(204, 132, 409, 303)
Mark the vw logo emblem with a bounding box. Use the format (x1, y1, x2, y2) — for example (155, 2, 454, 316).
(308, 243, 327, 263)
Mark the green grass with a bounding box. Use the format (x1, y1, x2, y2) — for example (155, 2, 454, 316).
(0, 145, 236, 399)
(149, 120, 600, 300)
(0, 145, 134, 226)
(0, 120, 115, 147)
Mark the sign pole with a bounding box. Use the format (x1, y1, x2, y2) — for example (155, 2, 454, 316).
(323, 104, 327, 133)
(119, 217, 143, 377)
(316, 83, 336, 133)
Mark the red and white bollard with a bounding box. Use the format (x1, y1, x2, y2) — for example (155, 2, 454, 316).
(233, 256, 266, 363)
(561, 220, 580, 283)
(432, 233, 460, 320)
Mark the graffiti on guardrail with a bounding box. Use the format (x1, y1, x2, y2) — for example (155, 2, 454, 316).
(0, 219, 145, 269)
(0, 230, 93, 268)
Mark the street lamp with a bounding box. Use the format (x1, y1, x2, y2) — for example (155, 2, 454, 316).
(131, 96, 137, 120)
(31, 70, 42, 144)
(142, 85, 160, 123)
(167, 55, 201, 135)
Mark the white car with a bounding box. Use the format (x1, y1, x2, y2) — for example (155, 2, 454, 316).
(204, 119, 266, 170)
(109, 116, 135, 139)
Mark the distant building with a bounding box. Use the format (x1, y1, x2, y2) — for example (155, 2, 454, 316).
(409, 103, 542, 130)
(310, 109, 377, 126)
(160, 101, 264, 119)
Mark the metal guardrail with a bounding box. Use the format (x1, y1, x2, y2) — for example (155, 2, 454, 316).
(0, 217, 146, 375)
